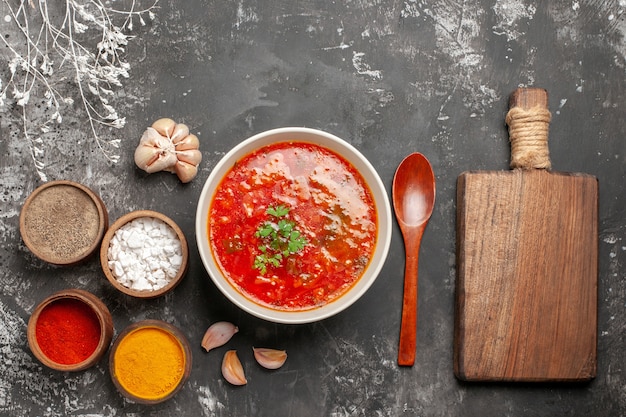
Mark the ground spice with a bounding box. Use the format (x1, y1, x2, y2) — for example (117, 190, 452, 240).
(113, 326, 186, 400)
(35, 298, 101, 365)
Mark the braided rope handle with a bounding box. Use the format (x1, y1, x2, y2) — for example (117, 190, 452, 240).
(506, 88, 552, 170)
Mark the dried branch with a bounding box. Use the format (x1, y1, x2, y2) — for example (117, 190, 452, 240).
(0, 0, 159, 181)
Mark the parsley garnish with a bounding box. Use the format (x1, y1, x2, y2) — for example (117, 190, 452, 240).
(254, 205, 308, 274)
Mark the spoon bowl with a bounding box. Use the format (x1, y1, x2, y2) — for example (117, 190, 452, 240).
(392, 152, 436, 366)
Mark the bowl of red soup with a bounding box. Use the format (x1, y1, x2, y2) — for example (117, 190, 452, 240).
(196, 127, 392, 324)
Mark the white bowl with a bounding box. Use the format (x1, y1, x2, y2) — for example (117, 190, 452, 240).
(195, 127, 392, 324)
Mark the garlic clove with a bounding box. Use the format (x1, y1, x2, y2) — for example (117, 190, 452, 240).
(253, 347, 287, 370)
(173, 160, 199, 183)
(176, 149, 202, 166)
(134, 145, 159, 172)
(139, 127, 163, 146)
(174, 133, 200, 151)
(222, 350, 247, 385)
(201, 321, 239, 352)
(151, 118, 177, 138)
(170, 123, 190, 144)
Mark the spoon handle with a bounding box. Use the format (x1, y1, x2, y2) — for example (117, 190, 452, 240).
(398, 227, 424, 366)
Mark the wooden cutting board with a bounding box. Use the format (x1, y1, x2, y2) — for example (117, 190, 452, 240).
(454, 88, 598, 382)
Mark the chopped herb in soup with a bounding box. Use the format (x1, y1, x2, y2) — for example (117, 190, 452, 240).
(208, 142, 377, 311)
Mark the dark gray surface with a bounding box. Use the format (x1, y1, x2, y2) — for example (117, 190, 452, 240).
(1, 1, 624, 416)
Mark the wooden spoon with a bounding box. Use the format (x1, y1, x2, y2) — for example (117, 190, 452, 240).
(393, 152, 436, 366)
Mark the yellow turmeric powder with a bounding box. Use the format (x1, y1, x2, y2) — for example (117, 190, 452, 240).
(113, 326, 186, 401)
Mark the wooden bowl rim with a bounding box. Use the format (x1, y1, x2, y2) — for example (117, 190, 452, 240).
(27, 289, 114, 372)
(19, 180, 108, 266)
(100, 210, 189, 299)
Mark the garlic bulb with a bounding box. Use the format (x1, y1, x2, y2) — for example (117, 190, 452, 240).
(253, 347, 287, 369)
(135, 118, 202, 183)
(201, 321, 239, 352)
(222, 350, 247, 385)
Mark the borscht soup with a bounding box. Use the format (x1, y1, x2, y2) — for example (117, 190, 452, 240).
(208, 141, 378, 311)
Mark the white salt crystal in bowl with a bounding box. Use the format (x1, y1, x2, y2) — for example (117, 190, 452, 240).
(100, 210, 189, 298)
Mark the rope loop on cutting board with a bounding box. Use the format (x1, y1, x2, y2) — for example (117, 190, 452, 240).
(506, 106, 552, 170)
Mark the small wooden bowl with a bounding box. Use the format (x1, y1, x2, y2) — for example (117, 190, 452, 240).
(109, 319, 192, 404)
(27, 289, 114, 372)
(100, 210, 189, 298)
(20, 180, 108, 265)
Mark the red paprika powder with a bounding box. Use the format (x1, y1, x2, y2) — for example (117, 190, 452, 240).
(35, 298, 101, 365)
